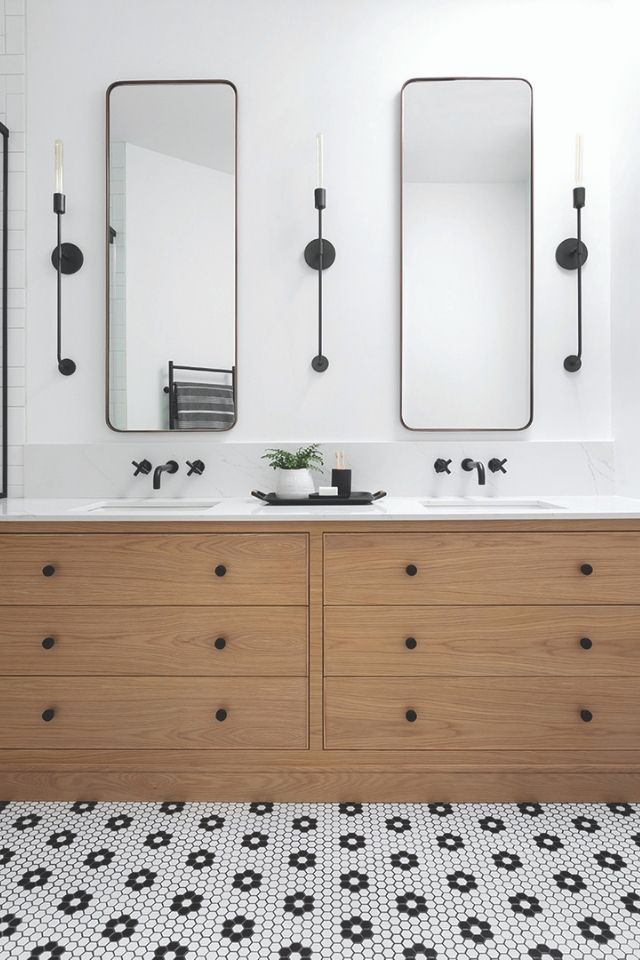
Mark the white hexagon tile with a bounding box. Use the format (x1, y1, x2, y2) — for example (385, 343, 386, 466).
(0, 801, 639, 959)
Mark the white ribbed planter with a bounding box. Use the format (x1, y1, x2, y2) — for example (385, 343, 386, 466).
(274, 468, 315, 498)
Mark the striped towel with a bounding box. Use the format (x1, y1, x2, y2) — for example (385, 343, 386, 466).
(174, 381, 235, 429)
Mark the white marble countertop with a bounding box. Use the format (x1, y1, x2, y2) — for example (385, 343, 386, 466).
(2, 495, 640, 521)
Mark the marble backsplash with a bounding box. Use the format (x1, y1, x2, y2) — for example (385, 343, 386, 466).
(23, 441, 615, 500)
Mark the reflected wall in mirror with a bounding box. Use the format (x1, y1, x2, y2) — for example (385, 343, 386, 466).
(401, 78, 532, 430)
(107, 80, 236, 431)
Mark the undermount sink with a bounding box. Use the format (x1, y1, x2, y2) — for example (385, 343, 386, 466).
(421, 497, 563, 510)
(74, 499, 221, 515)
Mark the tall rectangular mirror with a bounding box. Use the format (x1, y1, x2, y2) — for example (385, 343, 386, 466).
(107, 80, 236, 431)
(401, 78, 532, 430)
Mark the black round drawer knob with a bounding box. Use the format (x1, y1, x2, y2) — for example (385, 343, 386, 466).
(580, 709, 593, 723)
(405, 564, 418, 577)
(580, 563, 594, 576)
(42, 564, 56, 577)
(215, 708, 227, 722)
(41, 708, 55, 722)
(214, 637, 226, 650)
(579, 637, 593, 650)
(405, 637, 417, 650)
(41, 637, 56, 650)
(405, 709, 418, 723)
(214, 564, 227, 578)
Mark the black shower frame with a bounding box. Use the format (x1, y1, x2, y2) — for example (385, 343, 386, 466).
(0, 121, 8, 498)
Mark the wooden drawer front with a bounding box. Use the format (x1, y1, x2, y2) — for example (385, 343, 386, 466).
(324, 533, 640, 605)
(0, 678, 308, 750)
(0, 606, 308, 676)
(0, 534, 307, 605)
(324, 606, 640, 677)
(325, 678, 640, 750)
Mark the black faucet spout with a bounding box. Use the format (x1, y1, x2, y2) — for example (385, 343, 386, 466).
(153, 460, 179, 490)
(461, 458, 486, 486)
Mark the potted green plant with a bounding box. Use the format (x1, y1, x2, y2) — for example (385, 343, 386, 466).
(262, 444, 324, 497)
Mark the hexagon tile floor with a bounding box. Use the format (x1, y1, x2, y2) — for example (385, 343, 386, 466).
(0, 801, 639, 959)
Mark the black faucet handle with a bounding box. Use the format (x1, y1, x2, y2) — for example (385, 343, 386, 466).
(434, 458, 452, 475)
(132, 459, 152, 477)
(488, 458, 508, 474)
(186, 459, 206, 477)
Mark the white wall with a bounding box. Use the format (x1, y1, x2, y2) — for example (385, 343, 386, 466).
(23, 0, 613, 455)
(611, 0, 640, 497)
(122, 144, 234, 430)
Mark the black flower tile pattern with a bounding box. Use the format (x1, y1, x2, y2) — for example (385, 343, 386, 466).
(0, 801, 639, 958)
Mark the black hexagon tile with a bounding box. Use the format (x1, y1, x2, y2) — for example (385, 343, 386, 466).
(0, 801, 638, 958)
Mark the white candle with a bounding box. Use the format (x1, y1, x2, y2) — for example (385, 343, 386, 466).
(316, 133, 324, 188)
(575, 134, 583, 187)
(54, 139, 64, 194)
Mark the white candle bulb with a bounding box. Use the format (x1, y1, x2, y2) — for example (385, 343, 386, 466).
(575, 134, 583, 187)
(54, 139, 64, 194)
(316, 133, 324, 188)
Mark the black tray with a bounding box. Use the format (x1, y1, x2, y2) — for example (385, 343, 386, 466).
(251, 490, 386, 506)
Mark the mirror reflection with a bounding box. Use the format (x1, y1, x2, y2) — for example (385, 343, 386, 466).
(401, 78, 532, 430)
(107, 80, 236, 431)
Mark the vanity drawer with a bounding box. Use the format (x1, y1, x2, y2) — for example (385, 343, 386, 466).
(324, 533, 640, 605)
(0, 606, 308, 676)
(324, 606, 640, 676)
(0, 533, 308, 605)
(325, 678, 640, 750)
(0, 678, 308, 750)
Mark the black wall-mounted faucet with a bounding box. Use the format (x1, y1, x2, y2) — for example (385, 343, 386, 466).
(153, 460, 178, 490)
(461, 458, 486, 486)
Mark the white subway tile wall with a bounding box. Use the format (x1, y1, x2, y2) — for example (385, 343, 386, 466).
(1, 6, 24, 496)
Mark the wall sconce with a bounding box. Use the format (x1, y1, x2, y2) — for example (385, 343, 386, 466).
(304, 134, 335, 372)
(51, 139, 83, 375)
(555, 135, 588, 373)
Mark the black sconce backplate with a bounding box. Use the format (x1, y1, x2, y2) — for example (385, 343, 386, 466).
(311, 354, 329, 372)
(304, 239, 336, 271)
(563, 354, 582, 373)
(51, 242, 84, 275)
(57, 357, 77, 376)
(555, 238, 588, 271)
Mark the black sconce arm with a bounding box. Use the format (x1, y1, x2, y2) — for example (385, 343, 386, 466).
(51, 191, 83, 376)
(556, 186, 588, 373)
(304, 187, 335, 372)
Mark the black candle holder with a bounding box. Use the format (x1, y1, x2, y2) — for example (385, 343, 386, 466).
(304, 187, 335, 372)
(556, 186, 588, 373)
(51, 192, 83, 375)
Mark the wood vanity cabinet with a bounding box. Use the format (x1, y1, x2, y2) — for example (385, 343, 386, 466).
(1, 521, 639, 801)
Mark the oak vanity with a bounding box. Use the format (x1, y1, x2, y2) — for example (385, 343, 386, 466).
(1, 503, 639, 801)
